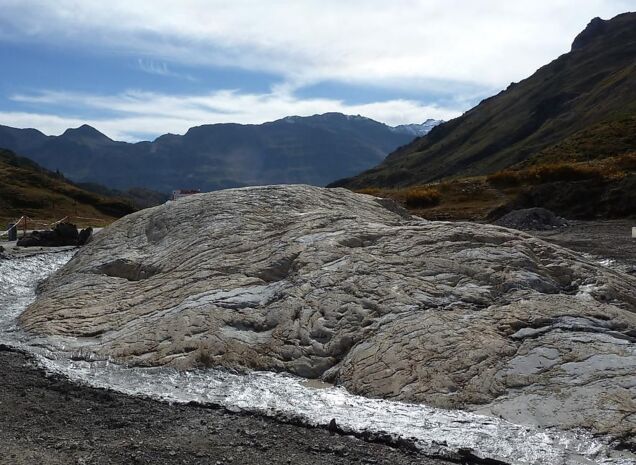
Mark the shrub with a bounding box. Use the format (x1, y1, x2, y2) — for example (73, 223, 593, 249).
(487, 171, 521, 187)
(614, 152, 636, 172)
(488, 163, 606, 187)
(529, 163, 604, 183)
(402, 186, 441, 208)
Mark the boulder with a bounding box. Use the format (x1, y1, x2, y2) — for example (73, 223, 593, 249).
(17, 222, 79, 247)
(20, 185, 636, 441)
(77, 227, 93, 246)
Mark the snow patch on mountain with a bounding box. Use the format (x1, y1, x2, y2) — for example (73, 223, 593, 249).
(391, 119, 443, 137)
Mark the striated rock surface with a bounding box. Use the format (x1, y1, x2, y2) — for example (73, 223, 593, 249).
(21, 185, 636, 441)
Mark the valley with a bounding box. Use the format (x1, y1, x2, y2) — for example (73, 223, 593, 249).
(0, 7, 634, 465)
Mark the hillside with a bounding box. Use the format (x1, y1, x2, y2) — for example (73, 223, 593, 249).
(0, 113, 440, 192)
(332, 13, 636, 189)
(0, 149, 135, 226)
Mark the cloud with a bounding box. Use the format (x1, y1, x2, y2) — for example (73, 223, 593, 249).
(0, 0, 631, 91)
(0, 1, 630, 140)
(137, 59, 196, 81)
(6, 88, 461, 141)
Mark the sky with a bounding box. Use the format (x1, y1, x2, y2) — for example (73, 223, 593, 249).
(0, 0, 632, 141)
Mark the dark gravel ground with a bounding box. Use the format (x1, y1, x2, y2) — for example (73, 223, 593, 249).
(528, 219, 636, 269)
(0, 348, 457, 465)
(493, 207, 567, 231)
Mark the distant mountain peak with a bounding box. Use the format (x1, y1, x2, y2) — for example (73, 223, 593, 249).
(62, 124, 112, 142)
(391, 119, 444, 137)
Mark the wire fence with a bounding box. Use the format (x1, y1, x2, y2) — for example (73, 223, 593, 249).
(0, 216, 25, 238)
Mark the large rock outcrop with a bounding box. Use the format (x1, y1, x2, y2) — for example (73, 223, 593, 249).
(21, 185, 636, 440)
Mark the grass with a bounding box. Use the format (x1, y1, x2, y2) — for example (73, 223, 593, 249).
(487, 163, 605, 187)
(356, 178, 510, 221)
(527, 117, 636, 164)
(487, 152, 635, 188)
(355, 151, 636, 221)
(402, 187, 442, 208)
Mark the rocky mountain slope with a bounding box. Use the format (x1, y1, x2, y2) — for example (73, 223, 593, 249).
(0, 113, 440, 192)
(21, 185, 636, 444)
(333, 12, 636, 189)
(0, 148, 135, 224)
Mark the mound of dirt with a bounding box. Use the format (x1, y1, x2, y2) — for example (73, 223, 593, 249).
(493, 208, 568, 231)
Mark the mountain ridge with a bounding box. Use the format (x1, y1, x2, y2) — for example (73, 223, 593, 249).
(0, 113, 441, 192)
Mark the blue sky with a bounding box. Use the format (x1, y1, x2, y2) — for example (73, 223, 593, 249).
(0, 0, 632, 141)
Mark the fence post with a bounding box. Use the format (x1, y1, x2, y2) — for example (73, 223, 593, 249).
(6, 223, 17, 241)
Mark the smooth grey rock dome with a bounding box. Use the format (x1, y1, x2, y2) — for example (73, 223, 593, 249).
(21, 185, 636, 441)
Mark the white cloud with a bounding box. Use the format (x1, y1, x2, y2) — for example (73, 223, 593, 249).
(137, 59, 196, 81)
(0, 1, 630, 139)
(0, 0, 631, 90)
(5, 88, 461, 141)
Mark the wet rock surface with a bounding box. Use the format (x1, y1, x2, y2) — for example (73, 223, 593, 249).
(20, 185, 636, 443)
(0, 348, 444, 465)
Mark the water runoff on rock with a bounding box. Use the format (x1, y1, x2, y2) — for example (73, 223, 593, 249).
(0, 252, 633, 465)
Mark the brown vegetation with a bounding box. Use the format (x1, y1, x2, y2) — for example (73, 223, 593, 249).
(487, 152, 636, 189)
(356, 179, 510, 221)
(487, 163, 605, 187)
(355, 151, 636, 221)
(357, 186, 441, 209)
(401, 187, 442, 208)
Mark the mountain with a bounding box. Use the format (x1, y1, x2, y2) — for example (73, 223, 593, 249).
(0, 113, 440, 193)
(332, 12, 636, 189)
(0, 149, 136, 224)
(390, 119, 444, 137)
